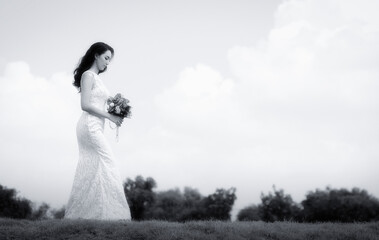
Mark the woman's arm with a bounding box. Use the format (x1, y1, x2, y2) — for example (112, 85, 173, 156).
(80, 72, 112, 119)
(80, 72, 124, 126)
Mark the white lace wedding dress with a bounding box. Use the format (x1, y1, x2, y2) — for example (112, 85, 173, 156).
(65, 70, 131, 220)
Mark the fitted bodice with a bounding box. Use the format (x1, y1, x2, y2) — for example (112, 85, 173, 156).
(76, 70, 111, 136)
(84, 70, 110, 111)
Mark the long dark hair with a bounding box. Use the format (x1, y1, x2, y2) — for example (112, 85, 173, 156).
(73, 42, 114, 91)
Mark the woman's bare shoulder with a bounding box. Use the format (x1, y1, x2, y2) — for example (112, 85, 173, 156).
(80, 71, 95, 90)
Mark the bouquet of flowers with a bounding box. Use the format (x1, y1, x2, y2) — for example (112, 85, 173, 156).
(107, 93, 132, 141)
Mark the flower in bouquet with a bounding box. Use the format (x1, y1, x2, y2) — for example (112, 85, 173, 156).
(107, 93, 132, 141)
(107, 93, 132, 118)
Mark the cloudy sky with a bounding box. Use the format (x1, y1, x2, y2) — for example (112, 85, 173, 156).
(1, 0, 378, 219)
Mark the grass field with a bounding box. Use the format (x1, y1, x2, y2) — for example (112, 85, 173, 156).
(0, 218, 378, 240)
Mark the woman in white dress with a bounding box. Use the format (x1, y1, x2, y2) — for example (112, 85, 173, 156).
(65, 42, 131, 220)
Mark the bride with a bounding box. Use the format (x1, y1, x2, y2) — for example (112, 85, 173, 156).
(65, 42, 131, 220)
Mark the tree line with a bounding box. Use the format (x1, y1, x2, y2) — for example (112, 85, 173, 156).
(1, 176, 378, 222)
(123, 176, 236, 221)
(237, 185, 379, 222)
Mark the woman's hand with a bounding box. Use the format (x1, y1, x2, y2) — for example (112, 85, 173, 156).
(108, 114, 124, 127)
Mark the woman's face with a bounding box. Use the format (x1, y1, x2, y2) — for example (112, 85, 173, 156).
(95, 50, 112, 71)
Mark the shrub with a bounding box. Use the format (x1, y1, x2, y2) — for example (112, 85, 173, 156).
(0, 184, 32, 219)
(301, 187, 379, 222)
(237, 205, 261, 221)
(258, 186, 301, 222)
(123, 176, 157, 220)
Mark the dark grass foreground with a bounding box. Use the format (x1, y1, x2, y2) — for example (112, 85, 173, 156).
(1, 218, 378, 240)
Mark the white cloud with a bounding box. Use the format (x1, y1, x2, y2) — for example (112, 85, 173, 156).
(0, 62, 81, 207)
(151, 0, 379, 215)
(155, 63, 237, 132)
